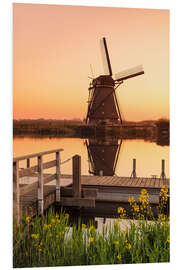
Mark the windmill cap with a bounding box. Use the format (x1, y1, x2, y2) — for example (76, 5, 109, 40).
(93, 75, 114, 86)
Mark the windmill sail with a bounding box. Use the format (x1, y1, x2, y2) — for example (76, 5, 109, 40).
(115, 65, 144, 81)
(100, 37, 112, 76)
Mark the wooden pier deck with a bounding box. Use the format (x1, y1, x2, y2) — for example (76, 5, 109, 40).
(13, 150, 170, 221)
(16, 174, 169, 219)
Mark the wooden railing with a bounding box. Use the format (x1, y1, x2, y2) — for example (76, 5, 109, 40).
(13, 148, 63, 222)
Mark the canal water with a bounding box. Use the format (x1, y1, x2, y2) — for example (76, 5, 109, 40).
(13, 136, 169, 178)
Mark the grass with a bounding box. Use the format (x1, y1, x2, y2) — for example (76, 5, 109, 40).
(13, 187, 170, 267)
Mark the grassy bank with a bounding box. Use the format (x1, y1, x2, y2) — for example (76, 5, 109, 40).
(13, 119, 158, 139)
(13, 187, 170, 267)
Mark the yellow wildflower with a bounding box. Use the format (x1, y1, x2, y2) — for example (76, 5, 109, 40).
(117, 207, 124, 214)
(141, 189, 148, 195)
(126, 243, 131, 249)
(48, 224, 51, 229)
(65, 213, 69, 219)
(113, 241, 119, 245)
(51, 218, 56, 224)
(158, 213, 166, 222)
(128, 196, 135, 205)
(117, 207, 126, 219)
(90, 237, 94, 243)
(90, 225, 94, 231)
(82, 224, 86, 229)
(26, 216, 30, 223)
(167, 237, 170, 243)
(122, 230, 126, 236)
(117, 254, 121, 260)
(56, 213, 59, 218)
(31, 234, 39, 239)
(161, 185, 168, 194)
(133, 204, 139, 212)
(43, 224, 48, 230)
(57, 219, 60, 224)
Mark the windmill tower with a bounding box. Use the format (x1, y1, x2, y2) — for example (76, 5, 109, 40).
(86, 37, 144, 125)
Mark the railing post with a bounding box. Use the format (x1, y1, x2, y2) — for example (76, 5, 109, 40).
(131, 158, 137, 178)
(13, 161, 20, 223)
(37, 155, 43, 215)
(72, 155, 81, 198)
(56, 151, 61, 202)
(160, 159, 166, 179)
(27, 158, 30, 168)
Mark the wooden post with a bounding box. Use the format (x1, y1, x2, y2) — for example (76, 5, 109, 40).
(27, 158, 30, 168)
(37, 155, 43, 215)
(56, 151, 61, 202)
(131, 158, 137, 178)
(160, 159, 166, 179)
(13, 161, 20, 223)
(72, 155, 81, 198)
(99, 170, 103, 176)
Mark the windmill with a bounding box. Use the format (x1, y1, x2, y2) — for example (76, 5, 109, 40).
(85, 37, 144, 125)
(85, 137, 123, 176)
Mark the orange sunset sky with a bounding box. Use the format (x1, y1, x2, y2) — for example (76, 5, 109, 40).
(13, 3, 169, 121)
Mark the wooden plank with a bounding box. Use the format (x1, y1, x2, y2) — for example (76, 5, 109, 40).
(19, 165, 38, 178)
(83, 188, 98, 198)
(118, 177, 128, 186)
(21, 186, 56, 218)
(13, 161, 20, 223)
(20, 174, 56, 196)
(109, 177, 119, 186)
(19, 160, 57, 178)
(131, 177, 141, 187)
(13, 148, 64, 162)
(103, 176, 113, 185)
(56, 152, 61, 202)
(148, 178, 154, 188)
(72, 155, 81, 198)
(38, 155, 43, 215)
(144, 178, 151, 188)
(44, 173, 57, 184)
(43, 160, 57, 170)
(151, 178, 156, 188)
(140, 178, 148, 188)
(154, 178, 160, 188)
(125, 178, 135, 187)
(20, 181, 38, 196)
(59, 197, 95, 207)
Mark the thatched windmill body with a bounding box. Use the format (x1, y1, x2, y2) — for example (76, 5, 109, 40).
(86, 37, 144, 125)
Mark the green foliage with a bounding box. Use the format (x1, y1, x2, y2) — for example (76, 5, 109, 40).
(13, 188, 170, 267)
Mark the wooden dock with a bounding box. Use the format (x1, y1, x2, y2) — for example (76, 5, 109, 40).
(13, 150, 170, 222)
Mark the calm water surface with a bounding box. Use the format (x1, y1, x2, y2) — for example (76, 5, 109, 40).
(13, 137, 169, 178)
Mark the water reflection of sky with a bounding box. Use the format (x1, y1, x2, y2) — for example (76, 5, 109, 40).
(13, 137, 169, 178)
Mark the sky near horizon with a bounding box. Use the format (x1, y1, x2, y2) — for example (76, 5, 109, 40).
(13, 3, 169, 121)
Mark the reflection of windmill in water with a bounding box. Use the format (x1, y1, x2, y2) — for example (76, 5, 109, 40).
(85, 137, 123, 176)
(86, 37, 144, 125)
